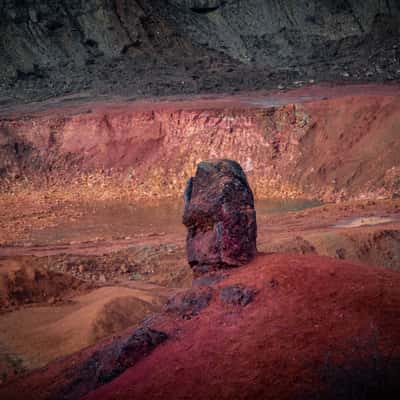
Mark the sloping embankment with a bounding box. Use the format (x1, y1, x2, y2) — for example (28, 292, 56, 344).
(1, 86, 399, 202)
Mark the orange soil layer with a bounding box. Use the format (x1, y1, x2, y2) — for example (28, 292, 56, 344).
(2, 253, 399, 400)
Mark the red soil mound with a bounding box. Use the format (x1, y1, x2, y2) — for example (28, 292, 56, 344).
(85, 254, 400, 400)
(1, 253, 399, 400)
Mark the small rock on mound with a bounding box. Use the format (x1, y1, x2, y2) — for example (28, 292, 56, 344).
(166, 287, 213, 319)
(183, 159, 257, 274)
(219, 284, 257, 306)
(59, 327, 168, 400)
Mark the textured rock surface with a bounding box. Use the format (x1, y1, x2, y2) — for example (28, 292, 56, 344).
(165, 286, 213, 318)
(0, 0, 399, 103)
(56, 327, 168, 400)
(183, 159, 257, 274)
(219, 284, 257, 306)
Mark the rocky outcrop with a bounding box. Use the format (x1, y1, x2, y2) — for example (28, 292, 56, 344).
(0, 1, 399, 103)
(0, 0, 192, 80)
(164, 0, 400, 65)
(219, 284, 257, 306)
(183, 159, 257, 274)
(166, 286, 213, 318)
(53, 327, 168, 400)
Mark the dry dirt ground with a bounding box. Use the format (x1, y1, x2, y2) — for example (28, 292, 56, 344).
(0, 255, 178, 384)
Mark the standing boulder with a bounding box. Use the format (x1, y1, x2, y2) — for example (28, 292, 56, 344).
(183, 159, 257, 274)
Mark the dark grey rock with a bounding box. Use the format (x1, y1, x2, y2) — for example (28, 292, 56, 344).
(183, 159, 257, 275)
(166, 287, 213, 318)
(59, 327, 168, 400)
(220, 284, 257, 306)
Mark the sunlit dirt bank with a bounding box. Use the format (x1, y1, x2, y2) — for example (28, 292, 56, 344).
(0, 85, 399, 398)
(1, 84, 399, 204)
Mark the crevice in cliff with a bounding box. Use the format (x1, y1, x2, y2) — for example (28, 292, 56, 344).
(59, 0, 88, 58)
(191, 6, 219, 14)
(111, 0, 136, 45)
(344, 0, 365, 33)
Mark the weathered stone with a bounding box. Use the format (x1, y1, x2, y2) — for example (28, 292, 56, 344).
(193, 272, 227, 287)
(61, 327, 168, 400)
(165, 287, 213, 318)
(220, 284, 257, 306)
(183, 159, 257, 274)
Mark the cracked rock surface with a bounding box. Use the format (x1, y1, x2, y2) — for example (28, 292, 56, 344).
(1, 0, 399, 104)
(183, 159, 257, 274)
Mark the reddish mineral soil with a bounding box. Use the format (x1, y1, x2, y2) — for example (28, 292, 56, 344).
(0, 85, 399, 398)
(83, 254, 400, 400)
(1, 254, 399, 400)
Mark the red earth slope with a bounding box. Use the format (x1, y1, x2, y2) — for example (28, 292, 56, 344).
(83, 254, 400, 400)
(1, 253, 399, 400)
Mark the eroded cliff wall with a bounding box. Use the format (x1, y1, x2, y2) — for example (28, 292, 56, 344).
(1, 0, 399, 103)
(168, 0, 400, 63)
(1, 93, 399, 201)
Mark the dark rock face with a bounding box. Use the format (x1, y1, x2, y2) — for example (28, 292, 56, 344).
(1, 1, 400, 104)
(183, 159, 257, 274)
